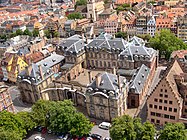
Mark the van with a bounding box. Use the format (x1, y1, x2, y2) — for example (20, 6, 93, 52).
(98, 122, 111, 130)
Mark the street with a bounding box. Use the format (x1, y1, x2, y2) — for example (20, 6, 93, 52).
(8, 86, 32, 113)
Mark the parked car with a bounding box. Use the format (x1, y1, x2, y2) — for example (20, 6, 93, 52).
(86, 137, 93, 140)
(34, 136, 45, 140)
(57, 133, 66, 139)
(63, 134, 69, 140)
(103, 137, 112, 140)
(98, 122, 111, 130)
(47, 129, 52, 134)
(90, 134, 102, 140)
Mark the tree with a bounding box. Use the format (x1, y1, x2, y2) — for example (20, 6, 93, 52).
(110, 115, 136, 140)
(31, 100, 56, 127)
(115, 32, 127, 39)
(32, 29, 39, 37)
(0, 128, 22, 140)
(67, 13, 83, 20)
(53, 31, 60, 38)
(122, 3, 130, 8)
(149, 29, 187, 59)
(0, 111, 26, 138)
(44, 30, 51, 38)
(17, 112, 36, 132)
(158, 123, 187, 140)
(23, 28, 32, 36)
(16, 29, 23, 36)
(76, 0, 87, 6)
(70, 112, 93, 136)
(110, 115, 156, 140)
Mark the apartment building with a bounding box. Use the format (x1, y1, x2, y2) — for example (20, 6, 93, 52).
(136, 15, 149, 35)
(147, 60, 187, 126)
(86, 72, 128, 121)
(177, 14, 187, 43)
(0, 85, 14, 113)
(147, 16, 156, 37)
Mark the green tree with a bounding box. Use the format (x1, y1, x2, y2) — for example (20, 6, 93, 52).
(110, 115, 136, 140)
(16, 29, 23, 36)
(122, 3, 130, 8)
(67, 13, 83, 20)
(0, 111, 26, 138)
(44, 30, 51, 38)
(53, 31, 60, 38)
(32, 29, 39, 37)
(115, 32, 127, 39)
(23, 28, 32, 36)
(76, 0, 87, 6)
(9, 32, 17, 38)
(17, 112, 36, 131)
(149, 29, 187, 59)
(0, 128, 22, 140)
(158, 123, 187, 140)
(31, 100, 56, 127)
(70, 112, 93, 136)
(141, 122, 155, 140)
(0, 34, 7, 41)
(116, 6, 124, 13)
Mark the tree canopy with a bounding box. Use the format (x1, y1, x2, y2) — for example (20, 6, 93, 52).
(0, 128, 22, 140)
(32, 29, 39, 37)
(23, 28, 32, 36)
(158, 123, 187, 140)
(110, 115, 155, 140)
(16, 29, 23, 36)
(67, 13, 83, 20)
(149, 29, 187, 59)
(115, 32, 127, 39)
(76, 0, 87, 6)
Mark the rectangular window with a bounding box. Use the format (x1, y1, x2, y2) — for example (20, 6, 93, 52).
(156, 113, 161, 117)
(160, 94, 163, 97)
(151, 112, 155, 116)
(164, 114, 169, 118)
(156, 120, 160, 124)
(149, 104, 153, 108)
(164, 100, 168, 104)
(164, 107, 167, 111)
(151, 119, 155, 123)
(154, 105, 157, 109)
(174, 108, 177, 112)
(159, 106, 162, 110)
(160, 89, 163, 92)
(165, 89, 167, 92)
(165, 94, 168, 98)
(185, 102, 187, 105)
(169, 107, 172, 112)
(185, 109, 187, 112)
(154, 98, 158, 102)
(170, 115, 175, 120)
(159, 99, 162, 103)
(169, 101, 173, 104)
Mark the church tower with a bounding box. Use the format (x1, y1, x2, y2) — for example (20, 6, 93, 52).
(87, 0, 97, 22)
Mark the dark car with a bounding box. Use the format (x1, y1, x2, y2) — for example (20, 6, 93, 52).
(90, 134, 102, 140)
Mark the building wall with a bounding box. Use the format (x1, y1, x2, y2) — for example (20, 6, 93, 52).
(147, 78, 182, 126)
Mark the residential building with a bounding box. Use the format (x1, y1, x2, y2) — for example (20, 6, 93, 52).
(136, 15, 149, 35)
(156, 17, 171, 33)
(177, 14, 187, 43)
(147, 16, 156, 37)
(0, 85, 14, 113)
(64, 20, 77, 37)
(115, 0, 144, 5)
(17, 63, 54, 103)
(147, 60, 187, 126)
(86, 72, 128, 121)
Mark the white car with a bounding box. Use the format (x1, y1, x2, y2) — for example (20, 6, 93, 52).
(98, 122, 111, 130)
(34, 136, 45, 140)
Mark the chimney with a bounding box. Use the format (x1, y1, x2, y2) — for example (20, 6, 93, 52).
(96, 73, 101, 87)
(112, 67, 116, 75)
(88, 71, 92, 83)
(38, 65, 44, 80)
(117, 74, 121, 92)
(26, 65, 32, 76)
(17, 64, 21, 74)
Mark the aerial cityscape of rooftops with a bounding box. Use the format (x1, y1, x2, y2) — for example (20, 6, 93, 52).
(0, 0, 187, 140)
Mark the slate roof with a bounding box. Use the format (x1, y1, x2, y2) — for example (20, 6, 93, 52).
(36, 53, 64, 69)
(129, 64, 150, 94)
(17, 46, 30, 55)
(88, 72, 126, 92)
(58, 36, 85, 55)
(18, 63, 53, 85)
(129, 36, 145, 47)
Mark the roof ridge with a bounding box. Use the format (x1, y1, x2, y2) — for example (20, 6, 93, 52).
(105, 73, 116, 90)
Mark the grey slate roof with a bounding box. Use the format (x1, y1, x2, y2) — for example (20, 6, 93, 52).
(129, 36, 145, 46)
(129, 64, 150, 94)
(88, 72, 126, 92)
(58, 37, 85, 55)
(18, 63, 53, 85)
(36, 53, 65, 69)
(17, 46, 30, 55)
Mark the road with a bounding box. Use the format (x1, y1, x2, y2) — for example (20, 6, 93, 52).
(8, 86, 32, 113)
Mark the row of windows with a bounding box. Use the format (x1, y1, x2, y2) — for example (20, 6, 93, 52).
(150, 112, 176, 120)
(149, 104, 177, 112)
(154, 98, 173, 104)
